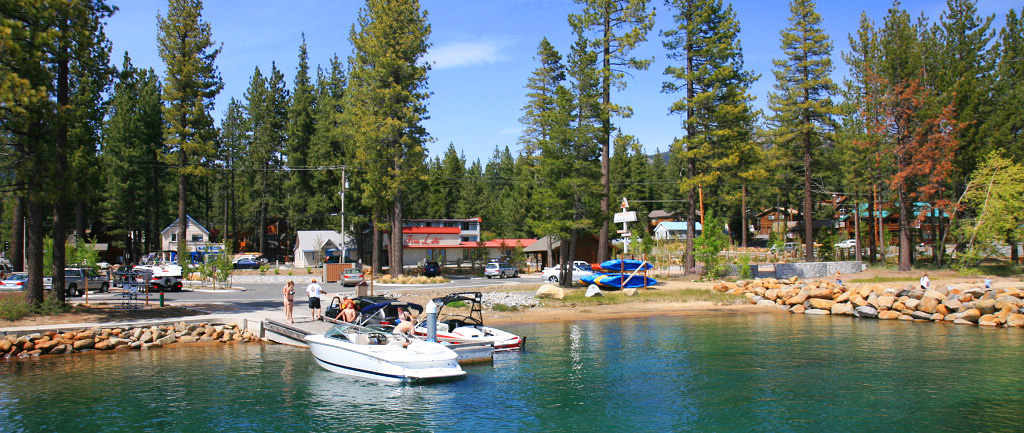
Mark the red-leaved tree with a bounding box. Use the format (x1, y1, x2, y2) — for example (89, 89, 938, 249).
(857, 73, 962, 271)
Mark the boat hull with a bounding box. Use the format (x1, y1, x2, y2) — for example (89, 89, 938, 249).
(306, 335, 465, 382)
(414, 326, 524, 351)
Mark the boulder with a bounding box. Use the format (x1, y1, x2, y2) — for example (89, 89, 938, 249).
(918, 297, 940, 314)
(764, 289, 779, 301)
(72, 339, 94, 351)
(877, 295, 896, 309)
(834, 290, 852, 303)
(179, 336, 198, 344)
(808, 298, 836, 310)
(157, 335, 176, 345)
(1006, 314, 1024, 328)
(960, 309, 982, 323)
(804, 309, 830, 315)
(585, 285, 603, 297)
(923, 290, 945, 300)
(934, 285, 950, 296)
(809, 288, 833, 299)
(857, 286, 873, 298)
(978, 315, 1000, 327)
(961, 293, 974, 303)
(854, 306, 878, 318)
(789, 304, 806, 314)
(622, 288, 637, 297)
(785, 290, 810, 306)
(892, 301, 906, 311)
(996, 296, 1021, 310)
(0, 340, 11, 352)
(976, 299, 996, 315)
(898, 314, 913, 321)
(930, 313, 945, 321)
(831, 303, 855, 316)
(94, 340, 113, 351)
(204, 325, 216, 336)
(850, 295, 867, 307)
(756, 300, 777, 308)
(942, 298, 963, 311)
(904, 299, 921, 310)
(936, 304, 952, 316)
(908, 288, 926, 299)
(535, 285, 565, 300)
(867, 293, 880, 308)
(911, 311, 934, 321)
(953, 319, 975, 325)
(963, 287, 986, 299)
(878, 310, 901, 320)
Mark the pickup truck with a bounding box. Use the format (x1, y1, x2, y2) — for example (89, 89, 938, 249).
(44, 268, 110, 297)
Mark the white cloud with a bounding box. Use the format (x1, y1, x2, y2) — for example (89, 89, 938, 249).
(426, 40, 509, 69)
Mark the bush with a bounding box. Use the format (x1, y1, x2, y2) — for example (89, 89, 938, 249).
(0, 297, 33, 321)
(694, 210, 729, 280)
(738, 254, 752, 279)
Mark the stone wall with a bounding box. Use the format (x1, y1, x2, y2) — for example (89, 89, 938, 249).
(727, 261, 866, 279)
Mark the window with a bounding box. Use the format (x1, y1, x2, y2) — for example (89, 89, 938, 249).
(192, 234, 203, 242)
(171, 233, 177, 241)
(767, 215, 775, 221)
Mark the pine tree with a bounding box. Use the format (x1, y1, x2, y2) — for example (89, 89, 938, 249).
(985, 8, 1023, 163)
(218, 98, 247, 242)
(662, 0, 758, 269)
(157, 0, 223, 266)
(102, 54, 166, 263)
(343, 0, 430, 276)
(768, 0, 838, 262)
(285, 36, 316, 231)
(569, 0, 655, 262)
(309, 56, 347, 233)
(242, 63, 289, 256)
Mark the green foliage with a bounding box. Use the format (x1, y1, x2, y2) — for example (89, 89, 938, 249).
(738, 254, 752, 279)
(816, 231, 837, 261)
(284, 36, 317, 230)
(0, 293, 72, 321)
(953, 152, 1024, 267)
(196, 242, 233, 281)
(694, 210, 729, 279)
(509, 243, 527, 270)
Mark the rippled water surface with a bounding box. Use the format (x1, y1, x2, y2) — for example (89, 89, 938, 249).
(2, 313, 1022, 432)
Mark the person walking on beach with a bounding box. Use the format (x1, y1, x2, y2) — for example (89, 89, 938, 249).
(835, 270, 842, 286)
(307, 279, 327, 321)
(282, 280, 296, 323)
(920, 274, 930, 290)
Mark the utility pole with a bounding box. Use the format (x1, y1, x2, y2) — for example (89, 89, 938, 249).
(340, 167, 348, 263)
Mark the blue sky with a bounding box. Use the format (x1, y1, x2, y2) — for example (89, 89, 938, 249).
(104, 0, 1016, 163)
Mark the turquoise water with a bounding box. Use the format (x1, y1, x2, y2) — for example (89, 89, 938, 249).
(1, 313, 1022, 432)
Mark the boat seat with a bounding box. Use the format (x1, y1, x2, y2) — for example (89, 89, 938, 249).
(348, 333, 370, 345)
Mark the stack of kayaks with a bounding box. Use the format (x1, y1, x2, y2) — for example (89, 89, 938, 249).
(582, 259, 657, 289)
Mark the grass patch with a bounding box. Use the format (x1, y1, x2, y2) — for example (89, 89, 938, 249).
(0, 292, 74, 321)
(969, 264, 1023, 277)
(559, 288, 746, 306)
(491, 303, 519, 312)
(377, 275, 451, 284)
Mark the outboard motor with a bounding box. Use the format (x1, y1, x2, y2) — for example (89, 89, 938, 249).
(426, 300, 438, 343)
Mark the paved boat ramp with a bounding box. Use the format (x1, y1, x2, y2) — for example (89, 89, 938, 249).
(263, 318, 494, 364)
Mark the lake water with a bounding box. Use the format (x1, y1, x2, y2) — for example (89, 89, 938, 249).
(1, 313, 1022, 432)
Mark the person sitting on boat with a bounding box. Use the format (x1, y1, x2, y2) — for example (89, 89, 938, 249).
(393, 307, 415, 335)
(341, 303, 357, 323)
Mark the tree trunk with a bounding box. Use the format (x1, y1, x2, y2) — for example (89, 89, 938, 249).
(372, 212, 381, 275)
(12, 193, 24, 272)
(853, 197, 862, 262)
(897, 184, 911, 271)
(741, 183, 748, 248)
(178, 152, 188, 266)
(75, 198, 86, 239)
(390, 192, 403, 277)
(803, 133, 814, 262)
(867, 194, 876, 264)
(1010, 240, 1019, 265)
(25, 198, 45, 305)
(53, 203, 67, 303)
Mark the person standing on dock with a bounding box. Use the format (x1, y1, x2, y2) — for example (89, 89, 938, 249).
(307, 279, 327, 321)
(283, 280, 296, 323)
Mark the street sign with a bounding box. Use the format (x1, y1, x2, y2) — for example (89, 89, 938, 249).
(613, 211, 637, 223)
(621, 197, 629, 209)
(618, 231, 632, 237)
(616, 229, 629, 234)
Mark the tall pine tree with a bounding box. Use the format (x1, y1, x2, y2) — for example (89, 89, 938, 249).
(768, 0, 838, 262)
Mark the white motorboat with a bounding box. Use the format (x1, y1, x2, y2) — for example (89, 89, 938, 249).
(305, 323, 465, 382)
(414, 292, 525, 351)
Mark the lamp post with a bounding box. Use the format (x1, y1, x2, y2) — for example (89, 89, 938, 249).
(339, 170, 349, 264)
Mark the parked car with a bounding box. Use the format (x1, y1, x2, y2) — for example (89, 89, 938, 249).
(541, 264, 594, 285)
(0, 263, 12, 280)
(42, 268, 109, 297)
(421, 261, 441, 277)
(341, 268, 365, 287)
(484, 262, 518, 279)
(233, 258, 261, 269)
(0, 273, 27, 291)
(835, 239, 857, 249)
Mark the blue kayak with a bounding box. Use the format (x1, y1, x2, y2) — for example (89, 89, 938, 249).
(598, 259, 653, 272)
(582, 272, 657, 289)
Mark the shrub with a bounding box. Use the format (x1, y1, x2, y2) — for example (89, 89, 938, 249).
(738, 254, 752, 279)
(0, 297, 33, 321)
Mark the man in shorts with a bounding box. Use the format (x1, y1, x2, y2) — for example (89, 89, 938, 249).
(307, 279, 327, 320)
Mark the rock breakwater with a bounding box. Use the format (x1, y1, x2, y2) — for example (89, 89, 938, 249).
(1, 322, 259, 360)
(715, 277, 1024, 328)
